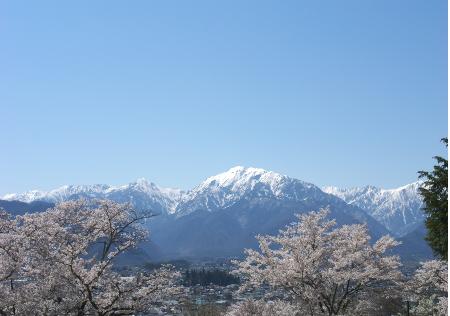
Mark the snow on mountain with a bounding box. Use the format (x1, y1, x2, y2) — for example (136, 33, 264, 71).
(2, 167, 424, 237)
(323, 182, 424, 236)
(105, 178, 184, 214)
(2, 167, 428, 259)
(1, 166, 353, 218)
(176, 166, 325, 216)
(2, 184, 112, 203)
(2, 180, 183, 215)
(147, 167, 390, 259)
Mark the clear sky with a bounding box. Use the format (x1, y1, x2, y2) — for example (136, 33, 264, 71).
(0, 0, 447, 194)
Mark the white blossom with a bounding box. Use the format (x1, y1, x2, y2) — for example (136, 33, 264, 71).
(226, 299, 300, 316)
(406, 259, 448, 316)
(233, 208, 403, 315)
(0, 200, 180, 315)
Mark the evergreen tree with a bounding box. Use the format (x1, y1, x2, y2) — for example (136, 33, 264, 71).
(418, 137, 448, 260)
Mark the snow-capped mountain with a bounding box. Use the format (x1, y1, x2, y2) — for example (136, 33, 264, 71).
(2, 167, 423, 230)
(323, 182, 424, 236)
(1, 167, 430, 260)
(2, 179, 183, 215)
(177, 166, 326, 216)
(1, 166, 349, 217)
(146, 167, 389, 259)
(2, 184, 112, 203)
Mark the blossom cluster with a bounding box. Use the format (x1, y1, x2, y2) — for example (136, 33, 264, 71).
(0, 200, 180, 315)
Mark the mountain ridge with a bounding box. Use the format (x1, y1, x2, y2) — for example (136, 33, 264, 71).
(2, 166, 424, 236)
(323, 181, 423, 236)
(0, 166, 429, 261)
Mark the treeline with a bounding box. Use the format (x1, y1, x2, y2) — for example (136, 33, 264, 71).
(143, 259, 191, 271)
(183, 269, 240, 286)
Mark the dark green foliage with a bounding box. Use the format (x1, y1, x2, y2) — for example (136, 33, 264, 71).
(183, 268, 240, 286)
(418, 138, 448, 260)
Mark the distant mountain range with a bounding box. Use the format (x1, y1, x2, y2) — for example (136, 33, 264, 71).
(323, 182, 424, 236)
(2, 180, 182, 215)
(1, 166, 430, 261)
(0, 199, 54, 216)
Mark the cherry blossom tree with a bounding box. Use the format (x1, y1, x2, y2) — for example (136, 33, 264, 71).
(0, 200, 180, 316)
(233, 209, 403, 316)
(226, 299, 299, 316)
(406, 259, 447, 315)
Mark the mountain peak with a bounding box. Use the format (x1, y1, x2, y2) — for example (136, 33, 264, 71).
(194, 166, 292, 197)
(323, 181, 424, 236)
(1, 170, 424, 237)
(126, 178, 158, 192)
(174, 166, 322, 216)
(135, 177, 150, 185)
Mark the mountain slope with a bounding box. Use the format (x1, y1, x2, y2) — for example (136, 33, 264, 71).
(2, 179, 183, 216)
(177, 166, 326, 216)
(2, 167, 427, 260)
(323, 182, 424, 236)
(396, 223, 433, 263)
(0, 199, 54, 216)
(148, 167, 389, 259)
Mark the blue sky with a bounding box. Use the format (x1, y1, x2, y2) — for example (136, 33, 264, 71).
(0, 0, 447, 194)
